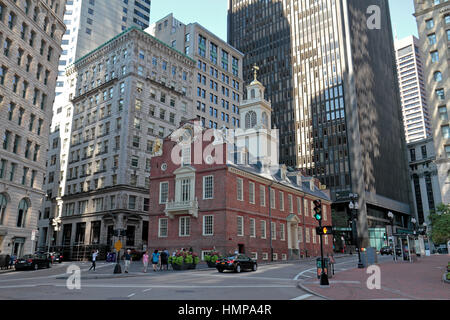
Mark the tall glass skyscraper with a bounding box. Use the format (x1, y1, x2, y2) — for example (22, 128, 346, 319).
(228, 0, 413, 247)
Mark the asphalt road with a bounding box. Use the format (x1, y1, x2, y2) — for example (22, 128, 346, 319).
(0, 255, 393, 300)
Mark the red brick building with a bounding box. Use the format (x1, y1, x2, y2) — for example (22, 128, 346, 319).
(148, 78, 332, 261)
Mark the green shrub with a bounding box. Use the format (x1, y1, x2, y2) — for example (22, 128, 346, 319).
(447, 273, 450, 281)
(194, 256, 200, 264)
(204, 255, 211, 262)
(173, 256, 183, 265)
(168, 256, 173, 264)
(185, 254, 193, 264)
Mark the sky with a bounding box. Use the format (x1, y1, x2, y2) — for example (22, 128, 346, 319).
(150, 0, 418, 42)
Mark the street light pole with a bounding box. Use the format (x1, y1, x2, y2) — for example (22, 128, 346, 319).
(388, 211, 396, 261)
(349, 194, 363, 269)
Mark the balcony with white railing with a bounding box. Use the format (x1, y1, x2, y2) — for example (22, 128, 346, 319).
(164, 198, 199, 219)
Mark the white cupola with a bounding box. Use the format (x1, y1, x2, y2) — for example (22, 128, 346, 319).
(233, 65, 279, 167)
(240, 64, 272, 130)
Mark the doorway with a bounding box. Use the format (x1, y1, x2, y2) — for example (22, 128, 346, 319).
(238, 244, 244, 254)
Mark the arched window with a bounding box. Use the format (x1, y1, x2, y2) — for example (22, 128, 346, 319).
(17, 198, 30, 228)
(434, 71, 442, 82)
(43, 17, 49, 32)
(245, 111, 257, 129)
(24, 0, 31, 15)
(251, 89, 255, 99)
(33, 6, 39, 22)
(262, 112, 268, 127)
(50, 24, 56, 38)
(0, 194, 7, 225)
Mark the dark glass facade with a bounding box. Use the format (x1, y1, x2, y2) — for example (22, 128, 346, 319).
(229, 0, 412, 246)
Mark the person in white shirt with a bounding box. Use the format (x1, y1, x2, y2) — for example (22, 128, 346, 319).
(89, 250, 98, 271)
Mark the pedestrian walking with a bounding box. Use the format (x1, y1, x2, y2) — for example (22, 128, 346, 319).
(160, 249, 168, 271)
(328, 253, 336, 275)
(124, 249, 132, 273)
(142, 250, 149, 273)
(89, 250, 98, 271)
(152, 250, 160, 272)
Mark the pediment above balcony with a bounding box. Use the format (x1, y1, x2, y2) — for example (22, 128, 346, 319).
(173, 165, 196, 176)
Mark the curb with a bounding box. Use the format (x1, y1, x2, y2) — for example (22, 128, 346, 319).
(297, 281, 331, 300)
(0, 269, 16, 275)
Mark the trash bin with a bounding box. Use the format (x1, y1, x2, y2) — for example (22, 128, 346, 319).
(316, 257, 329, 279)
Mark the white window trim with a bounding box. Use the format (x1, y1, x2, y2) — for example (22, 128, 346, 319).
(272, 253, 278, 261)
(202, 215, 214, 236)
(237, 177, 243, 201)
(251, 252, 258, 260)
(249, 218, 256, 238)
(249, 181, 255, 204)
(261, 220, 266, 239)
(237, 215, 244, 236)
(260, 185, 266, 207)
(262, 252, 268, 260)
(279, 191, 284, 211)
(158, 218, 168, 238)
(288, 194, 293, 213)
(179, 216, 190, 237)
(280, 223, 285, 241)
(159, 181, 169, 204)
(203, 175, 214, 200)
(271, 222, 276, 240)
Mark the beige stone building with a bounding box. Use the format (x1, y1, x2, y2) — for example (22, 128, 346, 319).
(148, 14, 244, 130)
(414, 0, 450, 206)
(0, 0, 65, 256)
(41, 27, 195, 260)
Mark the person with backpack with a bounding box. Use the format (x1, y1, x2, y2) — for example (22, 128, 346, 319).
(152, 250, 160, 272)
(160, 249, 168, 271)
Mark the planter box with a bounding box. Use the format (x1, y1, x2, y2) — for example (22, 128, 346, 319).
(206, 261, 216, 268)
(171, 263, 196, 270)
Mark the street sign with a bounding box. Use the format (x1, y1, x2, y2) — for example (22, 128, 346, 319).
(335, 227, 352, 231)
(335, 191, 350, 199)
(114, 240, 122, 252)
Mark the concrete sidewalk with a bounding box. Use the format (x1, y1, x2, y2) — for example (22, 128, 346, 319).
(299, 254, 450, 300)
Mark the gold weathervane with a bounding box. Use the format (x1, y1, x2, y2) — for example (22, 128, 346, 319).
(252, 64, 259, 81)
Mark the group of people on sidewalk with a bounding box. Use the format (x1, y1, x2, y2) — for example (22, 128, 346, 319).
(142, 249, 170, 273)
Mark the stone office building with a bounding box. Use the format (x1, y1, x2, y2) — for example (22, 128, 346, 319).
(148, 13, 244, 130)
(40, 27, 196, 259)
(0, 0, 65, 256)
(413, 0, 450, 205)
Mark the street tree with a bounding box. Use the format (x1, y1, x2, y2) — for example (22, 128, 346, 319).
(428, 203, 450, 245)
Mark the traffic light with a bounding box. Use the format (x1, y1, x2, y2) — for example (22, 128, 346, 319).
(313, 199, 322, 221)
(316, 226, 334, 235)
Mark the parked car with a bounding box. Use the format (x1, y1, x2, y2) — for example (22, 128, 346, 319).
(216, 254, 257, 273)
(380, 246, 393, 255)
(50, 252, 63, 263)
(15, 254, 52, 270)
